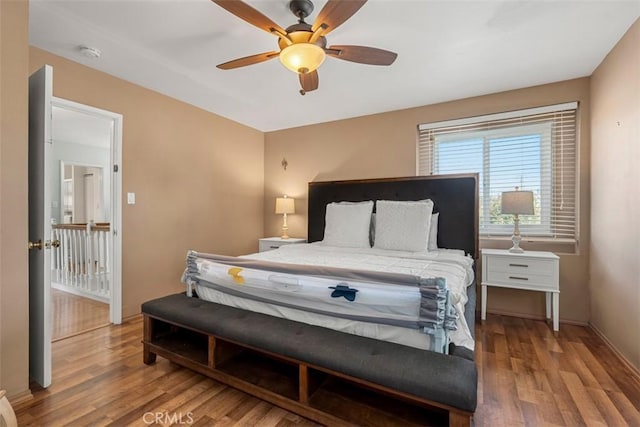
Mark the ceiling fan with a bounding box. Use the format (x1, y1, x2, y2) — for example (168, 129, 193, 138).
(213, 0, 398, 95)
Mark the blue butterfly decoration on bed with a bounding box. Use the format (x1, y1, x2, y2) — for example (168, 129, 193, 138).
(328, 284, 359, 302)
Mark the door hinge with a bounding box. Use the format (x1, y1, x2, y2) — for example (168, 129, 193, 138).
(113, 229, 117, 236)
(113, 164, 119, 173)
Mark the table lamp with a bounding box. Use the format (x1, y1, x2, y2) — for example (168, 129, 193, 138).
(501, 187, 534, 253)
(275, 196, 295, 239)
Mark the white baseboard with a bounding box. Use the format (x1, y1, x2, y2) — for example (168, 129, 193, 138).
(51, 282, 109, 304)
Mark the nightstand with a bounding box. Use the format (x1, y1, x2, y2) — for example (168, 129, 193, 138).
(481, 248, 560, 331)
(258, 237, 306, 252)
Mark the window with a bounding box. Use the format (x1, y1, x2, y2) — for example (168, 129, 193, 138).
(417, 102, 578, 243)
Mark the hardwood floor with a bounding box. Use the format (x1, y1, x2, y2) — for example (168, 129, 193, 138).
(475, 316, 640, 426)
(14, 314, 640, 426)
(52, 288, 110, 341)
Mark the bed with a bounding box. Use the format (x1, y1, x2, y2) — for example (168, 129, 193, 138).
(142, 173, 479, 426)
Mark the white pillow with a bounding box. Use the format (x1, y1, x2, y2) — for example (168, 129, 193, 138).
(323, 201, 374, 248)
(428, 212, 439, 251)
(373, 200, 434, 252)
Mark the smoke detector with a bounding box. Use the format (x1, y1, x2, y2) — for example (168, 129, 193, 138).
(79, 46, 101, 59)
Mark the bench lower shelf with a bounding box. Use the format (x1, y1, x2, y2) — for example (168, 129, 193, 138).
(143, 314, 472, 427)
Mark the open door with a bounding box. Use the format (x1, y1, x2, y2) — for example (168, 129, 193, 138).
(28, 65, 54, 388)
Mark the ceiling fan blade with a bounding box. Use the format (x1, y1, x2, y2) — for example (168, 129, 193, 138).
(217, 51, 279, 70)
(327, 45, 397, 66)
(299, 70, 319, 95)
(311, 0, 367, 35)
(212, 0, 287, 37)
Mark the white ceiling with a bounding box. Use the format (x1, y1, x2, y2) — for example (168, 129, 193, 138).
(30, 1, 639, 132)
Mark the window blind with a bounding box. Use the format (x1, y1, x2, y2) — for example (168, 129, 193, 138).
(417, 103, 578, 243)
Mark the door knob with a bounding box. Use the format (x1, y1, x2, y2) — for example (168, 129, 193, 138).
(44, 240, 60, 249)
(28, 240, 43, 250)
(29, 239, 60, 250)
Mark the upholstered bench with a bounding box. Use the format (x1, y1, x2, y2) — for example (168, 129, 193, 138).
(142, 293, 477, 426)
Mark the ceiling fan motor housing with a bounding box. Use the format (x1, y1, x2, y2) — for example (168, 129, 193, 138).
(289, 0, 314, 20)
(278, 22, 327, 50)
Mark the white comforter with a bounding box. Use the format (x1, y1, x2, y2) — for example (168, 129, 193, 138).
(195, 242, 475, 351)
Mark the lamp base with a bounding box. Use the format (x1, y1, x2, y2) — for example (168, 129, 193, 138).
(508, 214, 525, 253)
(509, 233, 524, 253)
(508, 245, 525, 254)
(281, 225, 290, 240)
(281, 213, 290, 239)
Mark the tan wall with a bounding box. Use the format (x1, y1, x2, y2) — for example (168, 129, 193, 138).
(265, 78, 591, 323)
(30, 48, 265, 318)
(590, 19, 640, 370)
(0, 0, 31, 398)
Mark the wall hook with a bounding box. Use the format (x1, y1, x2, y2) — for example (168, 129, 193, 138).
(281, 158, 288, 171)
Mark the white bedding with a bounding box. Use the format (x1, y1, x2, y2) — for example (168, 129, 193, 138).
(195, 242, 475, 351)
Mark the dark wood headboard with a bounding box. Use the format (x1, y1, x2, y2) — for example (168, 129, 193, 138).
(307, 174, 479, 259)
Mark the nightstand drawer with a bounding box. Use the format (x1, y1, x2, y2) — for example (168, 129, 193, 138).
(258, 237, 306, 252)
(486, 256, 555, 276)
(259, 241, 285, 252)
(485, 270, 556, 290)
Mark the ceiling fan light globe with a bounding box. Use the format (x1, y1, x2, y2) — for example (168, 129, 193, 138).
(279, 43, 326, 74)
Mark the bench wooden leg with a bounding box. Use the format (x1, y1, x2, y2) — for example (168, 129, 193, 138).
(299, 364, 309, 404)
(208, 336, 216, 369)
(449, 411, 471, 427)
(143, 316, 157, 364)
(143, 345, 156, 364)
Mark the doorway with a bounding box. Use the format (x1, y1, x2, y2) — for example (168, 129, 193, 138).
(29, 65, 122, 388)
(49, 98, 123, 340)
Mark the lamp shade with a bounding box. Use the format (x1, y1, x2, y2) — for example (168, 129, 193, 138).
(275, 197, 295, 215)
(279, 43, 326, 74)
(501, 190, 534, 215)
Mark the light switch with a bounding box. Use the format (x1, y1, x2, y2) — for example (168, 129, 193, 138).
(127, 192, 136, 205)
